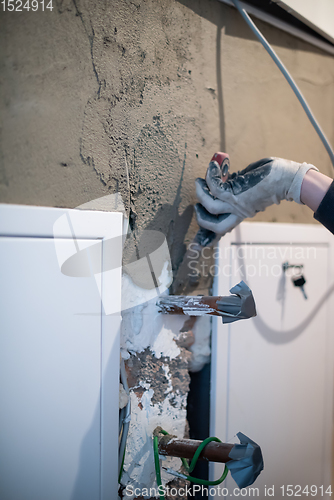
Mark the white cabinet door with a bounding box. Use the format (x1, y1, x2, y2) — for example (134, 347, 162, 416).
(210, 223, 334, 498)
(0, 205, 122, 500)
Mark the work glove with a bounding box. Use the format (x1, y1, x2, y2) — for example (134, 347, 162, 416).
(195, 157, 318, 236)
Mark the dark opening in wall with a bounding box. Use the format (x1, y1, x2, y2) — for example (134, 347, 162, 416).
(187, 363, 211, 500)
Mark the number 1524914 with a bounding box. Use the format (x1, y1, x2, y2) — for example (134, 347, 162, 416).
(1, 1, 53, 11)
(280, 485, 332, 496)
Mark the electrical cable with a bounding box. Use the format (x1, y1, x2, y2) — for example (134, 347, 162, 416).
(153, 434, 165, 500)
(118, 359, 131, 482)
(153, 428, 229, 499)
(231, 0, 334, 169)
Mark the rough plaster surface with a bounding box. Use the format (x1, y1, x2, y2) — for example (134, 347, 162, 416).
(2, 0, 334, 495)
(120, 276, 192, 498)
(121, 389, 187, 499)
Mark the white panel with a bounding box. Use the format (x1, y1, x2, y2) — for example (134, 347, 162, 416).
(210, 223, 334, 498)
(0, 238, 101, 500)
(0, 205, 123, 500)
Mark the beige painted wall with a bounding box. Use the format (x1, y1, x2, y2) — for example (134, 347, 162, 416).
(1, 0, 334, 251)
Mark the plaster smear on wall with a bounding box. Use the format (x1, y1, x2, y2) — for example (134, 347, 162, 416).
(189, 316, 211, 372)
(121, 388, 187, 498)
(121, 271, 211, 371)
(121, 265, 182, 360)
(120, 263, 193, 496)
(119, 273, 211, 495)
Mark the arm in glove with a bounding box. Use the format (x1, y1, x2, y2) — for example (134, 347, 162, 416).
(195, 157, 318, 236)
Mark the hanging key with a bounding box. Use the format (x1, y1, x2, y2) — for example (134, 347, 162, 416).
(292, 275, 308, 299)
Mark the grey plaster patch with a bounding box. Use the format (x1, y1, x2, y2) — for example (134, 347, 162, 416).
(126, 348, 191, 406)
(71, 0, 208, 272)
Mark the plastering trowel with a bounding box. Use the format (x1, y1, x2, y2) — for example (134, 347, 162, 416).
(171, 152, 230, 295)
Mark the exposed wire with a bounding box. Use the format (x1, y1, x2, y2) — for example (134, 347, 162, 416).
(153, 433, 166, 500)
(118, 359, 131, 483)
(119, 406, 126, 435)
(231, 0, 334, 169)
(153, 428, 229, 498)
(181, 436, 227, 476)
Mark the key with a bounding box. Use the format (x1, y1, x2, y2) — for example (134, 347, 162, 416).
(292, 275, 307, 299)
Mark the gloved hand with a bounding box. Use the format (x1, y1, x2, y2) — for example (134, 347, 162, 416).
(195, 157, 318, 236)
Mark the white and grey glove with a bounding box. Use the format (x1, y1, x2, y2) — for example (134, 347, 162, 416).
(195, 157, 318, 236)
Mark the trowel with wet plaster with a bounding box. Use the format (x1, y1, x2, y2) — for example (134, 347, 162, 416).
(171, 152, 229, 295)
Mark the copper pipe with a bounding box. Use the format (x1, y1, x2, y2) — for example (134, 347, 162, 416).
(155, 428, 233, 463)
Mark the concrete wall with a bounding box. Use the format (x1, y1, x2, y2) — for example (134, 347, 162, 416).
(2, 1, 334, 224)
(1, 0, 334, 496)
